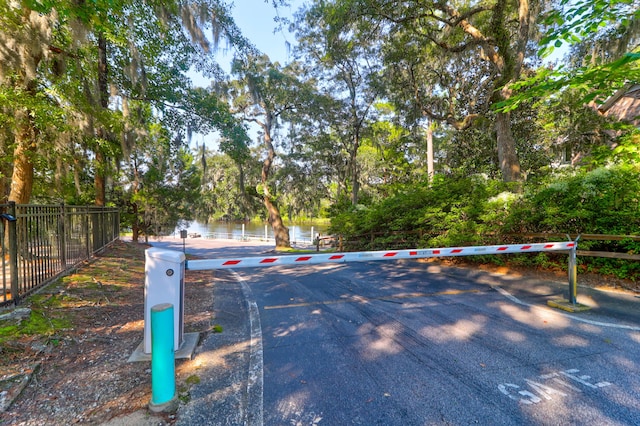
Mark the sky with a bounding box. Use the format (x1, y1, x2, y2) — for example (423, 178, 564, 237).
(226, 0, 304, 65)
(189, 1, 305, 148)
(192, 0, 305, 84)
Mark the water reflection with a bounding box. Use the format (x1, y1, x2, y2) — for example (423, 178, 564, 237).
(174, 220, 328, 243)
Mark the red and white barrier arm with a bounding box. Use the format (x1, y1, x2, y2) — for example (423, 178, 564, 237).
(185, 241, 576, 271)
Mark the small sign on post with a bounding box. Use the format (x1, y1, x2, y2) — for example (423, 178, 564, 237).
(180, 229, 187, 253)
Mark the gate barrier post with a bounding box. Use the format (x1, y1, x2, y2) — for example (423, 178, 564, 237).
(149, 303, 178, 412)
(568, 235, 580, 305)
(144, 248, 185, 354)
(548, 236, 590, 312)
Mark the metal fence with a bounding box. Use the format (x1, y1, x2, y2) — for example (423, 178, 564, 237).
(1, 202, 120, 307)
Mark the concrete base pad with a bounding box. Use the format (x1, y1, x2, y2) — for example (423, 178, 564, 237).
(149, 395, 179, 414)
(547, 299, 592, 313)
(128, 332, 200, 362)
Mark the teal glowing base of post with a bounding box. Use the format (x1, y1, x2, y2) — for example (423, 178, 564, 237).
(149, 303, 178, 413)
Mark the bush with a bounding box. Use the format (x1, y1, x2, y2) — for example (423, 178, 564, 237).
(329, 166, 640, 280)
(506, 165, 640, 234)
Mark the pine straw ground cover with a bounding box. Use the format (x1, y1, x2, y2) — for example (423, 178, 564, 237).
(0, 240, 215, 425)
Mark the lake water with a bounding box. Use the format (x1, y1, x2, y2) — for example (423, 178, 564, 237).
(174, 221, 329, 244)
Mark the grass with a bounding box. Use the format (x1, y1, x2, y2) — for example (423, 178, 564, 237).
(0, 293, 73, 346)
(275, 246, 337, 254)
(0, 240, 144, 348)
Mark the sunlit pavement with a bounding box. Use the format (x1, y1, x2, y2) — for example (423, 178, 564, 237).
(132, 236, 640, 425)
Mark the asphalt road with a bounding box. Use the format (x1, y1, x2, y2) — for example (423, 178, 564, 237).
(252, 261, 640, 425)
(148, 237, 640, 425)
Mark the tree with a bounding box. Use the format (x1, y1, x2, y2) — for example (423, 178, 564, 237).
(225, 55, 308, 248)
(356, 103, 414, 201)
(325, 0, 541, 182)
(277, 152, 330, 220)
(295, 2, 382, 203)
(0, 2, 68, 204)
(498, 0, 640, 166)
(504, 0, 640, 110)
(195, 145, 262, 221)
(0, 0, 247, 207)
(118, 110, 201, 242)
(284, 85, 351, 203)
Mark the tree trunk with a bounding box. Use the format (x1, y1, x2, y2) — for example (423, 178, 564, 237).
(264, 197, 290, 248)
(8, 109, 36, 204)
(495, 111, 521, 182)
(0, 165, 10, 204)
(349, 120, 361, 206)
(94, 150, 106, 206)
(130, 156, 141, 242)
(350, 153, 360, 206)
(426, 122, 434, 183)
(131, 202, 140, 242)
(260, 114, 290, 249)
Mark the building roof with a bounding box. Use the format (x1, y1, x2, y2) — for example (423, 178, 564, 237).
(598, 84, 640, 126)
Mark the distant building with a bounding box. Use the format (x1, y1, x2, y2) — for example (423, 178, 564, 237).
(550, 84, 640, 168)
(598, 84, 640, 127)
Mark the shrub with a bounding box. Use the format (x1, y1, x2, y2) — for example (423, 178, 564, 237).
(329, 165, 640, 280)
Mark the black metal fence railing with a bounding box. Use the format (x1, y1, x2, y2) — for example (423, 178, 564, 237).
(1, 202, 120, 307)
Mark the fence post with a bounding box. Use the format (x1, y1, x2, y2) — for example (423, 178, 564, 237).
(84, 206, 90, 259)
(7, 202, 19, 305)
(101, 205, 107, 248)
(115, 209, 120, 242)
(59, 204, 67, 268)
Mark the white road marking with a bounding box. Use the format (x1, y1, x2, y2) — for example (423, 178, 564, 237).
(499, 368, 612, 405)
(233, 270, 264, 426)
(490, 285, 640, 331)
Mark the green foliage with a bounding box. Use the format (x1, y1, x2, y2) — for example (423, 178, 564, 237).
(506, 166, 640, 235)
(498, 54, 640, 112)
(331, 175, 511, 250)
(0, 294, 72, 346)
(1, 0, 250, 206)
(117, 119, 202, 237)
(588, 129, 640, 166)
(539, 0, 640, 58)
(500, 0, 640, 113)
(331, 166, 640, 280)
(194, 149, 262, 221)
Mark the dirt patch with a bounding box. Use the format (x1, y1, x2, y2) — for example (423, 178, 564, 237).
(441, 258, 640, 295)
(0, 240, 215, 425)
